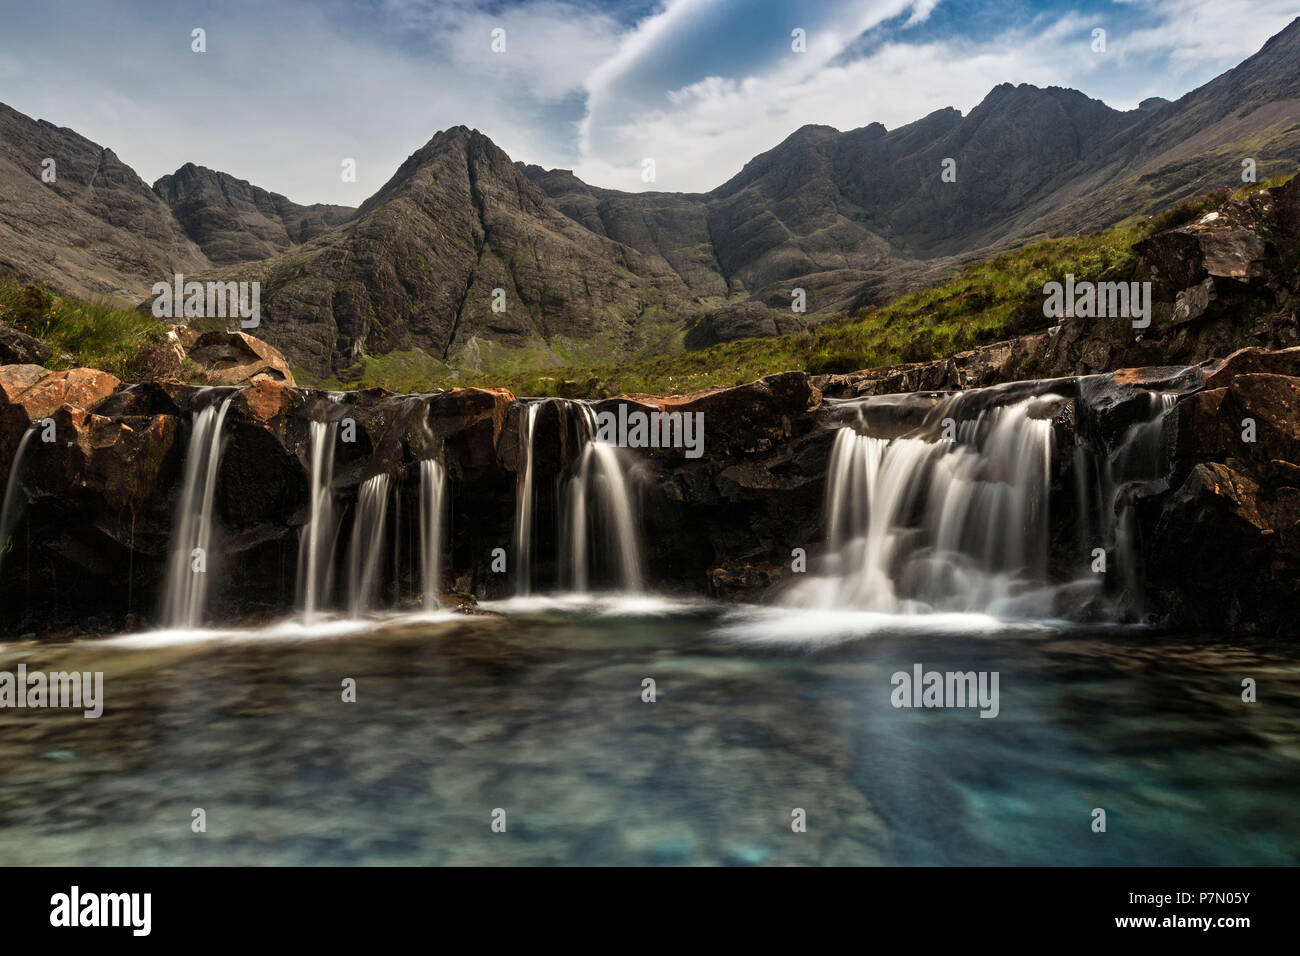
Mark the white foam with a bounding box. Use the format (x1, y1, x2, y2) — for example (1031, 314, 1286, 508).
(710, 606, 1059, 647)
(481, 591, 706, 617)
(96, 608, 462, 649)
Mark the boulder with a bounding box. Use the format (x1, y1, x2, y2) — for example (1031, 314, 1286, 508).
(0, 322, 51, 365)
(0, 366, 122, 482)
(685, 302, 807, 349)
(167, 326, 297, 386)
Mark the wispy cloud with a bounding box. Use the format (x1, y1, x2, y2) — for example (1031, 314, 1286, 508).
(0, 0, 1292, 203)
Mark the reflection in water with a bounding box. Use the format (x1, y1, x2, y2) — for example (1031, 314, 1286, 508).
(0, 611, 1297, 865)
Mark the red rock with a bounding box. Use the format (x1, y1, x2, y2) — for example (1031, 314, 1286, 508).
(237, 378, 296, 424)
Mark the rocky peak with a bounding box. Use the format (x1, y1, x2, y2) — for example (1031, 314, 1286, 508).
(153, 163, 354, 264)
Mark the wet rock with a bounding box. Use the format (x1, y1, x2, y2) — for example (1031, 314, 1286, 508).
(1149, 354, 1300, 631)
(635, 370, 822, 457)
(4, 344, 1300, 633)
(1203, 345, 1300, 389)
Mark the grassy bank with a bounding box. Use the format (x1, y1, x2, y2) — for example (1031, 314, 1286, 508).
(0, 278, 178, 380)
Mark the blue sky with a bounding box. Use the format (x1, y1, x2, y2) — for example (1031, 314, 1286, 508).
(0, 0, 1294, 203)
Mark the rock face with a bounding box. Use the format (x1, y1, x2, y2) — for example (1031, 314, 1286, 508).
(1147, 348, 1300, 632)
(0, 364, 122, 484)
(153, 164, 354, 265)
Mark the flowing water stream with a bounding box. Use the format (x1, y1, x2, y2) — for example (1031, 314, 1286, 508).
(160, 395, 234, 629)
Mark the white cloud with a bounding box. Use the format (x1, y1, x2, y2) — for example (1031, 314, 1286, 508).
(568, 0, 1296, 193)
(0, 0, 1291, 204)
(1111, 0, 1298, 70)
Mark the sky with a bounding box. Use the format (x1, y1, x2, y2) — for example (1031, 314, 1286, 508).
(0, 0, 1295, 204)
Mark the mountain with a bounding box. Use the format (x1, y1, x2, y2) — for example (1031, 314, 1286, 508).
(0, 102, 207, 298)
(0, 18, 1297, 377)
(527, 16, 1300, 323)
(153, 163, 354, 265)
(238, 127, 695, 375)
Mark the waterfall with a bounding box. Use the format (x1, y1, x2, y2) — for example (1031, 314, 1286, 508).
(796, 382, 1181, 621)
(792, 393, 1058, 616)
(346, 474, 392, 616)
(419, 459, 448, 611)
(161, 396, 234, 628)
(0, 425, 37, 583)
(514, 402, 540, 595)
(296, 420, 339, 623)
(1099, 392, 1178, 616)
(563, 405, 644, 593)
(512, 399, 646, 595)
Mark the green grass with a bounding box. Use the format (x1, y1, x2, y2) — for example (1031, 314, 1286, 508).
(0, 277, 181, 380)
(451, 226, 1142, 396)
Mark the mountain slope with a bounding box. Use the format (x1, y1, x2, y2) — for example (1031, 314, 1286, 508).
(528, 16, 1300, 323)
(1, 18, 1297, 379)
(0, 102, 208, 298)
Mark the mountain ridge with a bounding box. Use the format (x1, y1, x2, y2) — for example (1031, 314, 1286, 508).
(0, 17, 1297, 377)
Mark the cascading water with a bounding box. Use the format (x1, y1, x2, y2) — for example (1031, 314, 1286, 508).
(514, 402, 540, 595)
(161, 395, 234, 628)
(792, 381, 1180, 622)
(1096, 391, 1179, 617)
(296, 420, 339, 623)
(562, 404, 644, 593)
(346, 474, 392, 617)
(512, 399, 646, 595)
(419, 459, 448, 611)
(790, 393, 1060, 617)
(0, 424, 37, 583)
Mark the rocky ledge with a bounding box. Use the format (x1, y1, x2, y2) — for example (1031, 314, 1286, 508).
(0, 339, 1298, 636)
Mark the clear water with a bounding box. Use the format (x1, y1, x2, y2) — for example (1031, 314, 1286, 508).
(1, 604, 1297, 866)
